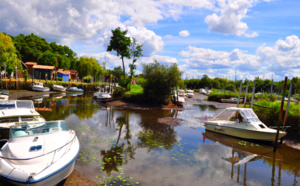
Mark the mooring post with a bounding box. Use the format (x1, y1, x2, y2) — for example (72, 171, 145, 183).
(250, 80, 256, 108)
(274, 77, 288, 152)
(244, 81, 249, 108)
(280, 79, 293, 144)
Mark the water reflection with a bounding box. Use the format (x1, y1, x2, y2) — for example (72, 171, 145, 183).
(202, 131, 300, 186)
(15, 94, 300, 185)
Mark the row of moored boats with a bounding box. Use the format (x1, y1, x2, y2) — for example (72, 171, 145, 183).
(0, 99, 80, 185)
(32, 82, 83, 92)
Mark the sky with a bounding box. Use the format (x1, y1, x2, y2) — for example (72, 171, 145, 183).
(0, 0, 300, 81)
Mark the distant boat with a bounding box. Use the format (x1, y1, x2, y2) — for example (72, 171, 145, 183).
(66, 87, 83, 92)
(31, 82, 50, 92)
(200, 89, 207, 95)
(221, 97, 243, 103)
(53, 84, 66, 92)
(173, 91, 185, 106)
(186, 90, 194, 98)
(94, 91, 111, 102)
(0, 120, 80, 185)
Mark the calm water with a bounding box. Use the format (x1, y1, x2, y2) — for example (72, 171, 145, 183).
(24, 93, 300, 185)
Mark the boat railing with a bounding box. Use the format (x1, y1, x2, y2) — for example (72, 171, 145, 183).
(269, 126, 291, 132)
(0, 131, 77, 165)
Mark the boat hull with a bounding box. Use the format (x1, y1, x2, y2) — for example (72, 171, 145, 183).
(0, 159, 75, 186)
(53, 87, 66, 92)
(204, 124, 286, 141)
(32, 87, 50, 92)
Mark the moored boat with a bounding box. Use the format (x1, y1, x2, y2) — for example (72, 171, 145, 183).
(0, 100, 45, 139)
(66, 87, 83, 92)
(204, 107, 287, 141)
(221, 97, 243, 103)
(0, 120, 80, 185)
(186, 90, 194, 98)
(53, 84, 66, 92)
(93, 91, 111, 102)
(31, 82, 50, 92)
(0, 89, 9, 101)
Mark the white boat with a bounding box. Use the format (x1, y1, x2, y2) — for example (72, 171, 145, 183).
(93, 91, 111, 102)
(221, 97, 243, 103)
(200, 89, 207, 95)
(0, 120, 80, 185)
(31, 82, 50, 92)
(204, 107, 287, 141)
(53, 84, 66, 92)
(173, 91, 185, 106)
(0, 89, 9, 101)
(186, 90, 194, 98)
(0, 100, 46, 139)
(66, 87, 83, 92)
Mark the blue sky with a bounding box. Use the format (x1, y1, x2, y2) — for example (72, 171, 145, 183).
(0, 0, 299, 81)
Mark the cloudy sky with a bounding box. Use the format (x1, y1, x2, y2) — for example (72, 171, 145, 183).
(1, 0, 299, 81)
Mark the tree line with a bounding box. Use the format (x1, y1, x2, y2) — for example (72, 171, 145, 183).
(184, 75, 300, 94)
(0, 32, 102, 80)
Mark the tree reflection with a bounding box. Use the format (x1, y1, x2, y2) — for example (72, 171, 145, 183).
(137, 116, 177, 151)
(101, 113, 136, 175)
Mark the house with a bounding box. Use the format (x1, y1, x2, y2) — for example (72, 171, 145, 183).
(57, 70, 70, 81)
(24, 62, 37, 77)
(32, 65, 55, 80)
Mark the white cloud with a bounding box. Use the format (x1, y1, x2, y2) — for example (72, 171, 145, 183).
(164, 35, 173, 39)
(244, 31, 259, 38)
(179, 30, 190, 37)
(205, 0, 252, 36)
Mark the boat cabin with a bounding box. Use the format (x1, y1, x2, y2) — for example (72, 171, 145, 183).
(212, 107, 266, 126)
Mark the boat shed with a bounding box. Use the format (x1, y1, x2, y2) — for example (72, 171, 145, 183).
(33, 65, 55, 80)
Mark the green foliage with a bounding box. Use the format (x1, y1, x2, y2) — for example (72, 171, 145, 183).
(0, 33, 20, 71)
(118, 76, 131, 88)
(7, 66, 14, 78)
(113, 66, 123, 80)
(112, 87, 126, 98)
(77, 56, 102, 79)
(57, 77, 63, 81)
(142, 60, 183, 104)
(10, 33, 78, 70)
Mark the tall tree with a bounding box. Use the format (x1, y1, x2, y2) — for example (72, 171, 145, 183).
(129, 38, 143, 89)
(107, 27, 131, 78)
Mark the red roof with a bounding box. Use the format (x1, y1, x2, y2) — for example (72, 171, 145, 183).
(25, 62, 37, 65)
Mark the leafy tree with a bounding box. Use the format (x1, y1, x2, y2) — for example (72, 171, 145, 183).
(113, 66, 123, 80)
(107, 27, 131, 78)
(0, 33, 21, 72)
(77, 56, 102, 80)
(142, 60, 183, 104)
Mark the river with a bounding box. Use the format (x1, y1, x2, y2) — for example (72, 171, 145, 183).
(19, 92, 300, 185)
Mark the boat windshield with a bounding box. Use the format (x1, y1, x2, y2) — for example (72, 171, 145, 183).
(16, 100, 34, 109)
(10, 120, 69, 138)
(0, 100, 34, 110)
(240, 110, 260, 122)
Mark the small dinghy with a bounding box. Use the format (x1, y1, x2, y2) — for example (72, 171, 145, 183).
(0, 120, 80, 185)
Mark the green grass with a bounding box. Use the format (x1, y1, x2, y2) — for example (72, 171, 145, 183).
(124, 84, 143, 96)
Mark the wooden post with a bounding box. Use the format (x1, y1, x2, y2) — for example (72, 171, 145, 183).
(274, 77, 288, 152)
(244, 81, 249, 108)
(4, 64, 7, 90)
(250, 80, 256, 108)
(237, 80, 242, 107)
